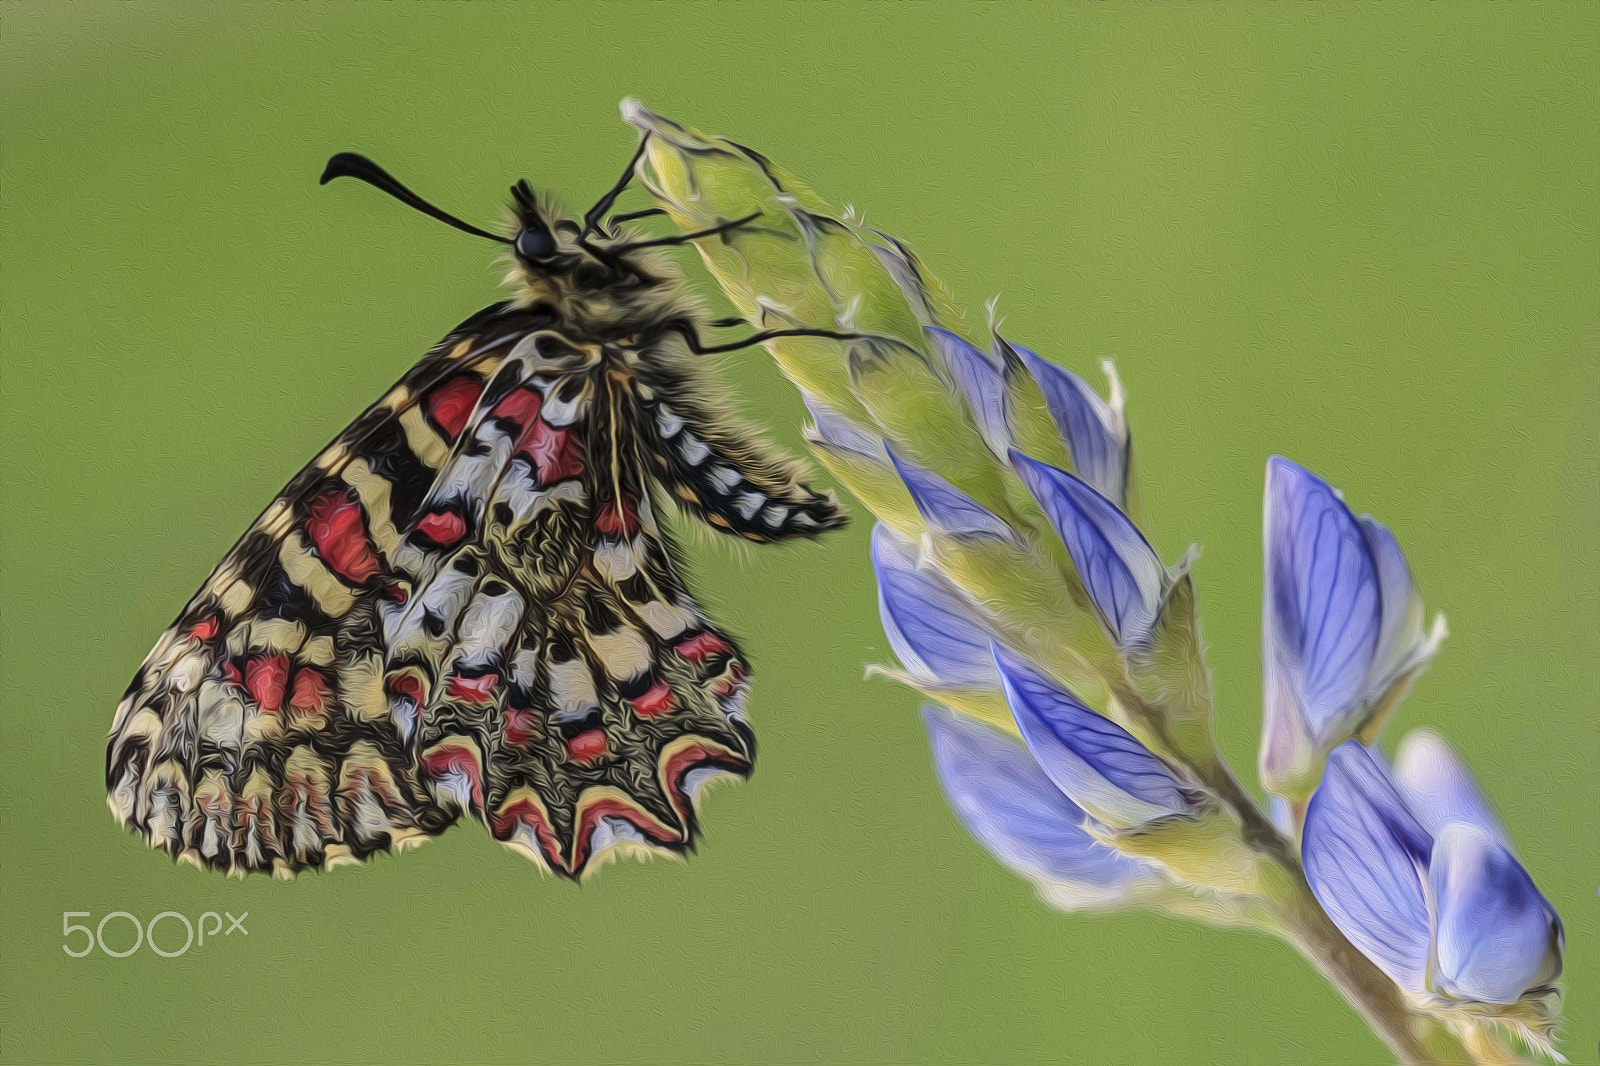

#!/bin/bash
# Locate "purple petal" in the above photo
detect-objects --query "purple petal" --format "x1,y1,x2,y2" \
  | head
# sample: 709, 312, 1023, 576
925, 327, 1010, 453
994, 645, 1194, 828
1263, 457, 1382, 743
1430, 823, 1563, 1004
889, 447, 1018, 544
1010, 451, 1163, 646
803, 392, 890, 465
1392, 730, 1507, 844
923, 706, 1161, 906
1302, 741, 1433, 994
1268, 795, 1295, 836
868, 235, 936, 325
872, 525, 998, 690
1358, 516, 1426, 688
1011, 342, 1128, 504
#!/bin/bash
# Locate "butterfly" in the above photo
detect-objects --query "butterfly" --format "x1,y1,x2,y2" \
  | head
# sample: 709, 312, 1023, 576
106, 139, 873, 880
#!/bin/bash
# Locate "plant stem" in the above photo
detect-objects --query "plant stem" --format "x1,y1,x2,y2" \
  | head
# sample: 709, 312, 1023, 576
1110, 677, 1472, 1063
1189, 750, 1475, 1065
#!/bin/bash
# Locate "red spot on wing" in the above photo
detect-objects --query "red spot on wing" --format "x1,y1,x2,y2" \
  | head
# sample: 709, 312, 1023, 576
413, 510, 467, 548
187, 615, 220, 642
221, 659, 243, 686
387, 672, 425, 707
306, 490, 381, 584
446, 672, 499, 703
519, 422, 585, 484
425, 376, 482, 441
244, 653, 290, 712
712, 662, 749, 701
288, 668, 332, 714
491, 387, 542, 432
674, 631, 735, 665
566, 730, 609, 765
491, 798, 565, 872
627, 678, 674, 719
503, 707, 539, 746
569, 796, 681, 871
595, 496, 639, 538
420, 744, 485, 813
664, 742, 750, 804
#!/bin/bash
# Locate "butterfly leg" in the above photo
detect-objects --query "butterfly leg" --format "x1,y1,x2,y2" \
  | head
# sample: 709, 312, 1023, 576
663, 320, 918, 357
582, 136, 652, 237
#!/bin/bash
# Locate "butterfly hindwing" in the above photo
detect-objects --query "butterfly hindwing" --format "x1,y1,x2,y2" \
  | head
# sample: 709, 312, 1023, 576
401, 345, 757, 876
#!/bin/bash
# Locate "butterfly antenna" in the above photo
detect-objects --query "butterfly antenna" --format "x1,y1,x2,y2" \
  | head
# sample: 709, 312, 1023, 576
510, 179, 539, 215
321, 152, 513, 245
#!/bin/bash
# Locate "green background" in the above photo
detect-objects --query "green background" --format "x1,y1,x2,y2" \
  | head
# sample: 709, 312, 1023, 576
4, 5, 1595, 1063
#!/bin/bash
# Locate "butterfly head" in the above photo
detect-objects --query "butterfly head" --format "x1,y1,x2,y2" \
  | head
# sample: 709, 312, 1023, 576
321, 152, 641, 292
504, 180, 623, 290
508, 180, 560, 264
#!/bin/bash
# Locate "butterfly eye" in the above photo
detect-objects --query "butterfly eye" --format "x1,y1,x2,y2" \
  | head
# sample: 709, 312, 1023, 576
515, 226, 555, 261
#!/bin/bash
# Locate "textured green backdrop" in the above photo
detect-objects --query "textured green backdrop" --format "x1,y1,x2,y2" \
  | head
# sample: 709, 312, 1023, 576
4, 5, 1595, 1064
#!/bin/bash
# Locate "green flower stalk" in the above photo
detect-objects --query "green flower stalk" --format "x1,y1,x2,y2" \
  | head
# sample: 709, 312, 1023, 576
622, 100, 1563, 1066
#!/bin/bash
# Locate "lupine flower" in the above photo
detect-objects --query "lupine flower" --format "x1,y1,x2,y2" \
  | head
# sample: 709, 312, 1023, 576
932, 326, 1133, 508
1392, 729, 1506, 843
1259, 456, 1446, 798
993, 645, 1200, 830
801, 393, 930, 535
1010, 451, 1166, 648
629, 102, 1566, 1060
803, 392, 891, 467
871, 525, 999, 692
867, 234, 941, 327
925, 328, 1010, 457
1304, 739, 1563, 1007
924, 705, 1171, 911
1007, 341, 1130, 507
888, 446, 1020, 545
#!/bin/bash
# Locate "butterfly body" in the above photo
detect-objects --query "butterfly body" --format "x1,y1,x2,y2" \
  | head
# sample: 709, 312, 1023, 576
107, 156, 845, 879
